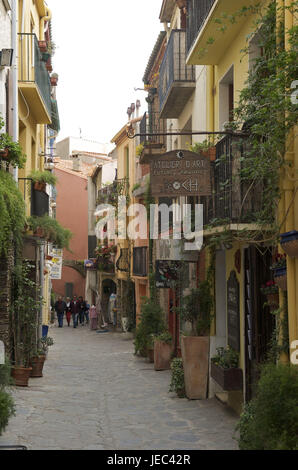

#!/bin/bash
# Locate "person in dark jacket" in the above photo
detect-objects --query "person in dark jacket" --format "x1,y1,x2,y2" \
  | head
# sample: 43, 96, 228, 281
54, 296, 66, 328
78, 296, 87, 325
71, 295, 80, 328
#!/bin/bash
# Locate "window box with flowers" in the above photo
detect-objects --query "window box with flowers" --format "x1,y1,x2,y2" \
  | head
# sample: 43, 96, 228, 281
211, 347, 243, 391
95, 244, 117, 272
271, 254, 287, 291
260, 281, 279, 311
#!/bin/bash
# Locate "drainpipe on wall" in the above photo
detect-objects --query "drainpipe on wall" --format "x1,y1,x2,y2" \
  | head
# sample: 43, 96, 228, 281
11, 0, 18, 182
39, 241, 45, 340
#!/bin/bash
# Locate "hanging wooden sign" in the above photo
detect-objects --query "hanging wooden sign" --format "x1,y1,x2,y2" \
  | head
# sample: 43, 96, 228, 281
149, 150, 211, 197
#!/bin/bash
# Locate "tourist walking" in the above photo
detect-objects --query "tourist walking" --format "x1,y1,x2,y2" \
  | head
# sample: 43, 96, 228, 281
84, 302, 90, 325
54, 296, 66, 328
90, 304, 98, 330
71, 295, 80, 328
78, 296, 87, 325
65, 297, 72, 326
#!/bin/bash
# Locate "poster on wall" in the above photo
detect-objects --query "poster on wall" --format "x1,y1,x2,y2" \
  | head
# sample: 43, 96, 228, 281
50, 248, 63, 280
155, 260, 182, 288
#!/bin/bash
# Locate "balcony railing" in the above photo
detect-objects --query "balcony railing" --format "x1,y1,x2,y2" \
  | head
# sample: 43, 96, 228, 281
18, 33, 52, 117
159, 29, 195, 118
133, 247, 148, 277
210, 135, 263, 224
186, 0, 216, 54
140, 112, 166, 147
97, 178, 129, 205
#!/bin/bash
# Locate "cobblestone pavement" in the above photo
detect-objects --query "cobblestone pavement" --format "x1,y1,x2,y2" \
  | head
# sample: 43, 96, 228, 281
0, 326, 239, 450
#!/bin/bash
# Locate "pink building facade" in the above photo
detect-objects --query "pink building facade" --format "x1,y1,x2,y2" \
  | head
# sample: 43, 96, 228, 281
52, 162, 89, 299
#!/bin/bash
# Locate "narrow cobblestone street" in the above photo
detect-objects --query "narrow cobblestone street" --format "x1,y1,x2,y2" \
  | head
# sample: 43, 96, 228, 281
0, 326, 238, 450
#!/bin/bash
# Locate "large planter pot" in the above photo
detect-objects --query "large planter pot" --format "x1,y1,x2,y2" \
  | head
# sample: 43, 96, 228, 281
281, 231, 298, 258
30, 356, 46, 378
210, 362, 243, 391
0, 148, 9, 159
181, 336, 209, 400
147, 347, 154, 363
11, 367, 32, 387
154, 341, 172, 371
273, 267, 287, 291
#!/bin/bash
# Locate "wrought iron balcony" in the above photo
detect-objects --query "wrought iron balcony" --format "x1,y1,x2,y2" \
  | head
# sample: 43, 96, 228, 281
186, 0, 216, 54
159, 29, 195, 118
140, 111, 166, 147
210, 135, 263, 225
133, 247, 148, 277
18, 33, 52, 123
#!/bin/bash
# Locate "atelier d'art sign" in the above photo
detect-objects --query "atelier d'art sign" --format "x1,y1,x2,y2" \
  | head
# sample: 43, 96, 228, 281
150, 150, 211, 197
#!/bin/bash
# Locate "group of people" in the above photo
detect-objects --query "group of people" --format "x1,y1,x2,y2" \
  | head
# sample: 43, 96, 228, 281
54, 295, 96, 329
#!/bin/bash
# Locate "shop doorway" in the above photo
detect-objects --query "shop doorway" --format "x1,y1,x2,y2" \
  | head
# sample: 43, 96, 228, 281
244, 246, 275, 401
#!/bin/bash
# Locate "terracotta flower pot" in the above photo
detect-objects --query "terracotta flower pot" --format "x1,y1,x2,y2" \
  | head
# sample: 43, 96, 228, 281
33, 227, 44, 238
181, 336, 209, 400
0, 148, 9, 159
11, 366, 32, 387
30, 356, 46, 378
154, 341, 173, 371
38, 40, 47, 52
34, 181, 47, 192
50, 77, 58, 86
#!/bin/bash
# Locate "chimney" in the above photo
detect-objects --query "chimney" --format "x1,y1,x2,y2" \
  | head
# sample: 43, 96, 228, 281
72, 154, 81, 172
127, 107, 132, 121
136, 99, 141, 118
131, 102, 136, 120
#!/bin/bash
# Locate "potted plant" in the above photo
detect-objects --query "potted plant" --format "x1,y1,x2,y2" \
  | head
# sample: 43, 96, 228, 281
29, 170, 57, 192
280, 231, 298, 258
38, 40, 47, 52
169, 358, 186, 398
271, 253, 287, 291
0, 360, 15, 435
211, 347, 243, 391
30, 337, 54, 378
50, 73, 58, 86
260, 281, 279, 311
154, 331, 173, 371
187, 140, 216, 161
179, 282, 213, 399
27, 215, 72, 249
134, 297, 166, 358
0, 118, 26, 168
10, 261, 44, 387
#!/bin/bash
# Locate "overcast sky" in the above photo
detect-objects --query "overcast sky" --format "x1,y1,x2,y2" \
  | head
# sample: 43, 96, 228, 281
47, 0, 163, 145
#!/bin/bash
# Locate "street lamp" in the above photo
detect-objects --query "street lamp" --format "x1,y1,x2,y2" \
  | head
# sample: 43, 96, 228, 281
0, 49, 13, 67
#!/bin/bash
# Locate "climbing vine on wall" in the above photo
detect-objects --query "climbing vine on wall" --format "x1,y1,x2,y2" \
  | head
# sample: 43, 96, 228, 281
203, 1, 298, 246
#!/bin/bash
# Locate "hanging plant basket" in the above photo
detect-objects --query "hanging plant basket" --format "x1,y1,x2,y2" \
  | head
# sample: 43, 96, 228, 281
281, 231, 298, 258
34, 181, 47, 192
0, 148, 9, 159
38, 40, 47, 52
273, 267, 287, 291
33, 227, 45, 238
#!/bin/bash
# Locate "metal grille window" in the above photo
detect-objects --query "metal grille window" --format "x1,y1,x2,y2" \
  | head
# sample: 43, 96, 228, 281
133, 247, 147, 277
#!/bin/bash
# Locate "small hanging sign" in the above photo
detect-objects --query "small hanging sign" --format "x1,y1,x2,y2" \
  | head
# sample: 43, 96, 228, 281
149, 150, 211, 197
